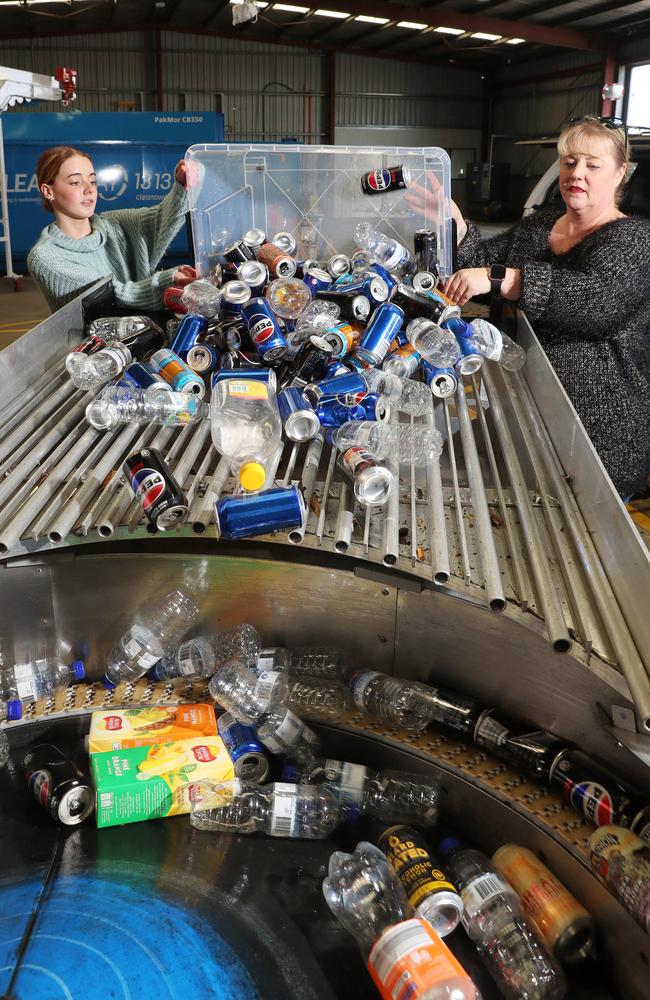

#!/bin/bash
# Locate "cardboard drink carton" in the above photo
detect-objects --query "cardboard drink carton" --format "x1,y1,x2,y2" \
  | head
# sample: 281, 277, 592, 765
91, 736, 233, 828
87, 703, 217, 752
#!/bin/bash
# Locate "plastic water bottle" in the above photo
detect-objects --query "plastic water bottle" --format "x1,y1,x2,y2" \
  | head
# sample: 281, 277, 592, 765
439, 839, 566, 1000
406, 318, 461, 368
210, 375, 282, 492
190, 779, 340, 838
354, 222, 411, 271
87, 316, 154, 340
0, 730, 9, 768
180, 280, 222, 318
208, 661, 288, 726
86, 386, 208, 430
396, 380, 433, 416
295, 300, 340, 334
67, 341, 132, 390
323, 841, 481, 1000
266, 277, 312, 319
256, 708, 321, 765
258, 646, 349, 681
469, 318, 526, 371
286, 678, 352, 721
333, 421, 443, 465
0, 698, 22, 722
284, 758, 439, 825
102, 589, 199, 688
349, 670, 436, 732
149, 636, 216, 682
212, 624, 262, 669
0, 658, 85, 706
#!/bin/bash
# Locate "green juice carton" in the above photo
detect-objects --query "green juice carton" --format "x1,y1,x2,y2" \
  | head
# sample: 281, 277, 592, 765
91, 736, 234, 828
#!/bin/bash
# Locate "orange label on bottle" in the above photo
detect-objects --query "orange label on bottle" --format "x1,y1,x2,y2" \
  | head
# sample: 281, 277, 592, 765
368, 918, 471, 1000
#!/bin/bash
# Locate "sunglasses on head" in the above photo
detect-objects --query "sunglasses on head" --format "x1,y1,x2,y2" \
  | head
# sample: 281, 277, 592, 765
568, 114, 627, 133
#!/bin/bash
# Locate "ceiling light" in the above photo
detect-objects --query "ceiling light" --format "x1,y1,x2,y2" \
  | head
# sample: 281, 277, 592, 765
397, 21, 426, 30
471, 31, 502, 41
355, 14, 389, 24
506, 37, 525, 45
434, 26, 465, 36
314, 8, 349, 16
273, 3, 310, 11
230, 0, 269, 5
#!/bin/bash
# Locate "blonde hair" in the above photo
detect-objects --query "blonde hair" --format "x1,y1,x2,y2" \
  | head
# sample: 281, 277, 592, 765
557, 116, 629, 204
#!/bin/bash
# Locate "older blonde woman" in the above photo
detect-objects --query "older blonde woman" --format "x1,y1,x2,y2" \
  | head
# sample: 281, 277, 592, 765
417, 117, 650, 500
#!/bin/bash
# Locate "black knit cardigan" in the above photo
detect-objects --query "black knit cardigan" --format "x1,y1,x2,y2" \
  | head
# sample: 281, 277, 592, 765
457, 206, 650, 499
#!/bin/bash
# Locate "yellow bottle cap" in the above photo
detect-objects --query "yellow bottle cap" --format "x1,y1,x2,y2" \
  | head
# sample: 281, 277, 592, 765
240, 461, 266, 492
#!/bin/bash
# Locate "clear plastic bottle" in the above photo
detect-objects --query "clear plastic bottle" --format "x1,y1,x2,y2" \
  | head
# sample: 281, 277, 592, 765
397, 379, 435, 417
190, 778, 340, 838
406, 318, 461, 369
102, 589, 199, 688
180, 280, 222, 318
0, 658, 85, 706
266, 277, 312, 319
469, 318, 526, 372
256, 708, 321, 765
439, 839, 567, 1000
149, 635, 216, 682
0, 729, 9, 768
295, 299, 340, 334
208, 661, 288, 726
86, 386, 208, 430
285, 758, 439, 825
255, 646, 293, 672
67, 341, 132, 390
87, 316, 153, 340
333, 421, 443, 465
323, 841, 481, 1000
212, 624, 262, 670
354, 222, 411, 271
286, 678, 352, 721
349, 670, 436, 732
210, 375, 282, 492
0, 698, 22, 722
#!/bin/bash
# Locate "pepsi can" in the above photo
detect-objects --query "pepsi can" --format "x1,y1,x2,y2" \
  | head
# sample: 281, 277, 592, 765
170, 314, 209, 360
187, 343, 220, 374
549, 749, 650, 830
215, 485, 305, 540
242, 228, 266, 249
303, 268, 332, 296
271, 231, 297, 255
361, 164, 410, 195
304, 370, 367, 406
221, 280, 252, 317
241, 297, 288, 361
355, 302, 405, 366
217, 711, 271, 782
277, 386, 320, 442
212, 366, 276, 388
363, 264, 398, 298
422, 361, 458, 399
150, 349, 205, 397
237, 259, 269, 297
124, 447, 188, 530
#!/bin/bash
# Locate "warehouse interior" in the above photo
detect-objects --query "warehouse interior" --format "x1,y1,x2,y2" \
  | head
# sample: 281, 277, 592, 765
1, 3, 650, 1000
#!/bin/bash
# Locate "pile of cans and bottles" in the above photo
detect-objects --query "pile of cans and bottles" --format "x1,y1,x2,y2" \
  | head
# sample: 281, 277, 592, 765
1, 601, 649, 999
63, 165, 526, 536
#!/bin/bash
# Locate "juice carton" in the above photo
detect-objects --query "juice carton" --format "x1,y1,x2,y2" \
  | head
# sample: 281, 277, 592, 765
87, 703, 217, 752
91, 736, 233, 828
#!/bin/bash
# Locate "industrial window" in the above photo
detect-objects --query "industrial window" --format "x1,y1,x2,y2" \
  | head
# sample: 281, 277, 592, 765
626, 64, 650, 130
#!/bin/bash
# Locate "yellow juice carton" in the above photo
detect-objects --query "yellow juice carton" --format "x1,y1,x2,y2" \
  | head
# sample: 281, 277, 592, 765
91, 736, 234, 828
87, 703, 217, 752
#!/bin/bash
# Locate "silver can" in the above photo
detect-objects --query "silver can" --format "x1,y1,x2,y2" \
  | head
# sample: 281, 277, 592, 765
412, 271, 438, 294
272, 231, 297, 255
237, 259, 269, 295
242, 228, 266, 249
338, 446, 394, 507
327, 253, 351, 279
221, 280, 252, 308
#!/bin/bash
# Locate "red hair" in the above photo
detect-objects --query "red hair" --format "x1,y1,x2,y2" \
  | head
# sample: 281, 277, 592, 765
36, 146, 93, 213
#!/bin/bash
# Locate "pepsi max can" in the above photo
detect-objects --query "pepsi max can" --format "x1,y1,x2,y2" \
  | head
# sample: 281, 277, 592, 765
355, 302, 405, 366
361, 164, 410, 195
124, 447, 188, 530
216, 485, 305, 540
223, 239, 255, 265
241, 297, 288, 361
422, 361, 458, 399
170, 314, 209, 360
412, 271, 438, 294
292, 338, 336, 385
217, 711, 271, 782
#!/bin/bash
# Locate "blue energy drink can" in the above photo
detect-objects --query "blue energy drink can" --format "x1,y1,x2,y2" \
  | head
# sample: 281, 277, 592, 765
211, 367, 277, 391
277, 386, 320, 442
303, 268, 332, 296
355, 302, 405, 366
118, 362, 173, 394
149, 349, 205, 397
422, 361, 458, 399
304, 371, 367, 406
442, 316, 473, 340
170, 313, 209, 360
454, 336, 483, 376
217, 711, 270, 782
215, 485, 305, 540
240, 297, 288, 361
317, 398, 367, 430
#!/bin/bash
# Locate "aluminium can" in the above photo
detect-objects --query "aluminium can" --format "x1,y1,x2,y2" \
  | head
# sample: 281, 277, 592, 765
163, 285, 188, 314
338, 446, 393, 506
358, 393, 390, 423
221, 280, 252, 317
361, 164, 411, 195
314, 289, 370, 323
414, 229, 439, 276
170, 313, 209, 360
255, 243, 297, 278
24, 743, 94, 826
549, 749, 650, 829
355, 302, 405, 366
362, 264, 398, 298
422, 361, 458, 399
303, 268, 332, 296
237, 259, 269, 296
271, 231, 297, 255
187, 343, 220, 374
318, 398, 367, 430
304, 370, 367, 407
149, 349, 205, 397
383, 344, 421, 380
119, 362, 173, 397
212, 367, 277, 390
292, 338, 336, 385
123, 447, 188, 530
327, 253, 351, 279
217, 711, 271, 783
223, 239, 256, 266
454, 336, 483, 376
242, 228, 266, 249
277, 386, 320, 442
412, 271, 438, 294
215, 485, 305, 540
588, 825, 650, 933
474, 710, 566, 781
240, 297, 288, 361
321, 322, 362, 359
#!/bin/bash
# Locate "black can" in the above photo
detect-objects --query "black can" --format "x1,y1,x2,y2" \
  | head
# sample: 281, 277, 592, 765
315, 289, 370, 323
223, 239, 256, 266
549, 748, 649, 828
361, 164, 411, 195
24, 744, 94, 826
392, 282, 446, 324
428, 687, 482, 737
123, 448, 188, 531
413, 229, 439, 277
474, 710, 567, 780
292, 337, 336, 386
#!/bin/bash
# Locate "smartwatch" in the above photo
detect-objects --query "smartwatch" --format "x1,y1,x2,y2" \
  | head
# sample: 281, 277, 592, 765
489, 264, 507, 295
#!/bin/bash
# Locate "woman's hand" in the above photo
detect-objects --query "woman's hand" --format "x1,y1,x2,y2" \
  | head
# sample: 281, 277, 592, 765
174, 160, 188, 188
173, 264, 197, 287
442, 268, 491, 306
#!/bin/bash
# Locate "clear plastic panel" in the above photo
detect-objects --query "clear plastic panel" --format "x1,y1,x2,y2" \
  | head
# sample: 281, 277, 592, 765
185, 144, 453, 279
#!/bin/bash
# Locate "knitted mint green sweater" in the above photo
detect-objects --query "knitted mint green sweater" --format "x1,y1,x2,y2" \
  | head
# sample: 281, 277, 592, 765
28, 180, 188, 313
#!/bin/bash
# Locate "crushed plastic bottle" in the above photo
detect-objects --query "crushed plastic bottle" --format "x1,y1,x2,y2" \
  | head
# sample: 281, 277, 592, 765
86, 386, 208, 430
67, 341, 132, 390
149, 636, 216, 682
349, 670, 436, 732
190, 778, 340, 838
333, 421, 443, 465
256, 708, 321, 765
102, 589, 199, 688
406, 318, 461, 369
0, 658, 85, 706
86, 316, 153, 341
180, 280, 222, 318
212, 624, 262, 670
295, 299, 341, 335
323, 841, 481, 1000
286, 678, 352, 721
354, 223, 411, 271
210, 374, 282, 492
208, 660, 288, 726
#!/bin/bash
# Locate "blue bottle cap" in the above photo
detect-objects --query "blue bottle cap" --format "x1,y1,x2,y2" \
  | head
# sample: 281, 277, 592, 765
437, 836, 462, 859
148, 663, 163, 682
6, 700, 22, 721
101, 674, 116, 690
281, 764, 298, 782
71, 660, 86, 681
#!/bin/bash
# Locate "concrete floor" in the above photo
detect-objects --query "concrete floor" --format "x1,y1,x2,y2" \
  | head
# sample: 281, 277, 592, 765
0, 274, 51, 350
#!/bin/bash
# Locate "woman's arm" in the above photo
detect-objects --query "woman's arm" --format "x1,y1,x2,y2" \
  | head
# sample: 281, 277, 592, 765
456, 221, 517, 270
101, 177, 188, 272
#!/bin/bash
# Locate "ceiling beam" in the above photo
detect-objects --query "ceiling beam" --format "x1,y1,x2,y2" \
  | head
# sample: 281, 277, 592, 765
552, 0, 644, 26
466, 0, 568, 15
600, 9, 650, 31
